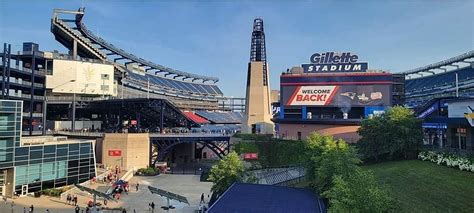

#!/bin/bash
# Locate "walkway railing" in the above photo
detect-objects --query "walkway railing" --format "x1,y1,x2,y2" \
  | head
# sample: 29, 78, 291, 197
250, 166, 306, 186
51, 130, 231, 138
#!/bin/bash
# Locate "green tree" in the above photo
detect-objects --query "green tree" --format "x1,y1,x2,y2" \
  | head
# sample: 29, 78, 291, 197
358, 106, 423, 161
323, 169, 395, 212
304, 133, 361, 194
386, 106, 423, 159
207, 151, 245, 197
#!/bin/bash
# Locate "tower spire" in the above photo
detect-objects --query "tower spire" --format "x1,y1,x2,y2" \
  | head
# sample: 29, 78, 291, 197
249, 18, 268, 86
243, 18, 274, 134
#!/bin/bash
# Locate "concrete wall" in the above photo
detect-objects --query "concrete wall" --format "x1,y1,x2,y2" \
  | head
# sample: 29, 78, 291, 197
101, 133, 150, 171
5, 168, 14, 197
279, 123, 361, 143
243, 61, 274, 134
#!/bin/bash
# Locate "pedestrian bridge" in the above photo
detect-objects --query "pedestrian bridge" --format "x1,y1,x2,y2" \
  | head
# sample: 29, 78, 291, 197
52, 131, 231, 166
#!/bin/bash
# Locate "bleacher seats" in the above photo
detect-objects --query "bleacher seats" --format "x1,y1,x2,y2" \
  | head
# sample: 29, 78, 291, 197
196, 111, 243, 124
126, 71, 223, 97
406, 67, 474, 107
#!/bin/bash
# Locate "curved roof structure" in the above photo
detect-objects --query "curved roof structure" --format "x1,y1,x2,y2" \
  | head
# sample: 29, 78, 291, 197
51, 8, 218, 82
403, 51, 474, 77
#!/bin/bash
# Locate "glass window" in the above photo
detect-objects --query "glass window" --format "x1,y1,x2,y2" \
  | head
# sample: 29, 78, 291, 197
15, 147, 29, 156
44, 145, 55, 154
30, 151, 42, 160
57, 148, 67, 157
28, 172, 40, 183
68, 144, 79, 152
16, 166, 28, 176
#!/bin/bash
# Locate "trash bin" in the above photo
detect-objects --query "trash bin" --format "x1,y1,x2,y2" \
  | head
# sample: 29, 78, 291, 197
34, 191, 41, 197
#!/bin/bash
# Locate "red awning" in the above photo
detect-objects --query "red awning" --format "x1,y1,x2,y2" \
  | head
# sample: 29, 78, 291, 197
183, 111, 210, 124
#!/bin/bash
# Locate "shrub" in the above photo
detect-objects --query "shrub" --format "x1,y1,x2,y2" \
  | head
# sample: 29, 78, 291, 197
323, 169, 396, 212
41, 188, 64, 197
418, 151, 474, 172
358, 106, 423, 161
305, 133, 361, 194
136, 167, 160, 176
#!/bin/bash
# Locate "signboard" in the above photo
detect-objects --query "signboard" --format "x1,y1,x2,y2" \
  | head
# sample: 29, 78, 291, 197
284, 85, 390, 106
243, 153, 258, 160
108, 150, 122, 156
422, 123, 447, 129
272, 102, 280, 118
131, 120, 137, 125
302, 52, 368, 73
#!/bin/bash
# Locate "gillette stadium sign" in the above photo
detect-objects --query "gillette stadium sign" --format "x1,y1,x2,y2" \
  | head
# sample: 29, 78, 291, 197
302, 52, 368, 73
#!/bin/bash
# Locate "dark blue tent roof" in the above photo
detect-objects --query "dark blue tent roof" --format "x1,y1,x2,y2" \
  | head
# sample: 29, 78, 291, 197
207, 183, 326, 213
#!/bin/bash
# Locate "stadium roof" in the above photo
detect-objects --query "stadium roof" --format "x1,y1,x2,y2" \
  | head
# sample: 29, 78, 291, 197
403, 50, 474, 76
207, 183, 326, 213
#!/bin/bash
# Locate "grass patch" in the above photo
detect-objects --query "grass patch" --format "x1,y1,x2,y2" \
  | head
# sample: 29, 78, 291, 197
365, 160, 474, 213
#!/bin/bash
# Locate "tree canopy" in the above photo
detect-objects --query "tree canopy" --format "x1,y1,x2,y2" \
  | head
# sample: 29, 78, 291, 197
323, 168, 396, 212
358, 106, 423, 161
207, 151, 245, 197
304, 133, 361, 194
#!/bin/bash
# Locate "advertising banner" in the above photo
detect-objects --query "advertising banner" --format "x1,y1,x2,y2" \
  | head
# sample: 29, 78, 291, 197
243, 153, 258, 160
284, 85, 390, 106
108, 150, 122, 157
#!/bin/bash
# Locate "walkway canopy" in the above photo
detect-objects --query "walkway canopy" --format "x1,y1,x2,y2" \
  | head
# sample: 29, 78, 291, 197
207, 183, 326, 213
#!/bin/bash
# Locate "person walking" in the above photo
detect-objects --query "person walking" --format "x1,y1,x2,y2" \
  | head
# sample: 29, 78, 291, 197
150, 202, 155, 212
200, 193, 205, 204
29, 204, 34, 212
67, 194, 71, 205
23, 207, 27, 213
135, 183, 139, 191
75, 205, 80, 213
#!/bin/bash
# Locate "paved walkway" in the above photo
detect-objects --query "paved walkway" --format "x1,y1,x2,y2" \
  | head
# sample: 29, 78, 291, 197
0, 174, 212, 212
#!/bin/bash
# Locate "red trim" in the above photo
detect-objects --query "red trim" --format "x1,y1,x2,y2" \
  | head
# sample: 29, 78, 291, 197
325, 86, 339, 105
281, 81, 392, 86
286, 86, 301, 105
281, 73, 391, 78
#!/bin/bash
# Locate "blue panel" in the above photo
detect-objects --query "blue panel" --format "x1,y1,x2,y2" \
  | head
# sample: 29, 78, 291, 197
302, 107, 307, 119
364, 106, 386, 118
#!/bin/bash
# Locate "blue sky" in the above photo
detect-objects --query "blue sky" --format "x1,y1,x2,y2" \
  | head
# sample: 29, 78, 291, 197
1, 0, 473, 97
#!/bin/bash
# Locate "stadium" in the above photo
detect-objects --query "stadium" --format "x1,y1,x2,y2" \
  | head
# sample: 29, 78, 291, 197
403, 51, 474, 150
0, 4, 472, 205
274, 52, 405, 142
0, 7, 243, 196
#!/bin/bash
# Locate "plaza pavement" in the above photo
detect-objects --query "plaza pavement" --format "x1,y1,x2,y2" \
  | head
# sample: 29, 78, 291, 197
0, 174, 212, 212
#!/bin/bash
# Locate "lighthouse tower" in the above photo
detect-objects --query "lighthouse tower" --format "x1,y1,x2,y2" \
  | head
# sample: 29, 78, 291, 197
242, 18, 274, 134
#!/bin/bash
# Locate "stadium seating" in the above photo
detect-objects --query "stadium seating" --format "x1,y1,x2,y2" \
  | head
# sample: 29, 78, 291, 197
126, 71, 223, 96
196, 111, 243, 124
405, 67, 474, 107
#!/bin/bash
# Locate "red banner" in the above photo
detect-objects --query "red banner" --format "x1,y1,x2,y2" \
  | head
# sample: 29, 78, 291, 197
108, 150, 122, 156
243, 153, 258, 160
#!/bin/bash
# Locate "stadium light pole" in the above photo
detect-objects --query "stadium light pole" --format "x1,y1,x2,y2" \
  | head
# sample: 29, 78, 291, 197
71, 80, 77, 132
455, 72, 459, 97
147, 77, 150, 99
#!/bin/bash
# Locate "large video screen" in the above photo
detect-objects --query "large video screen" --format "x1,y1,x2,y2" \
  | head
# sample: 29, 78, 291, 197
282, 85, 391, 106
47, 59, 116, 96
